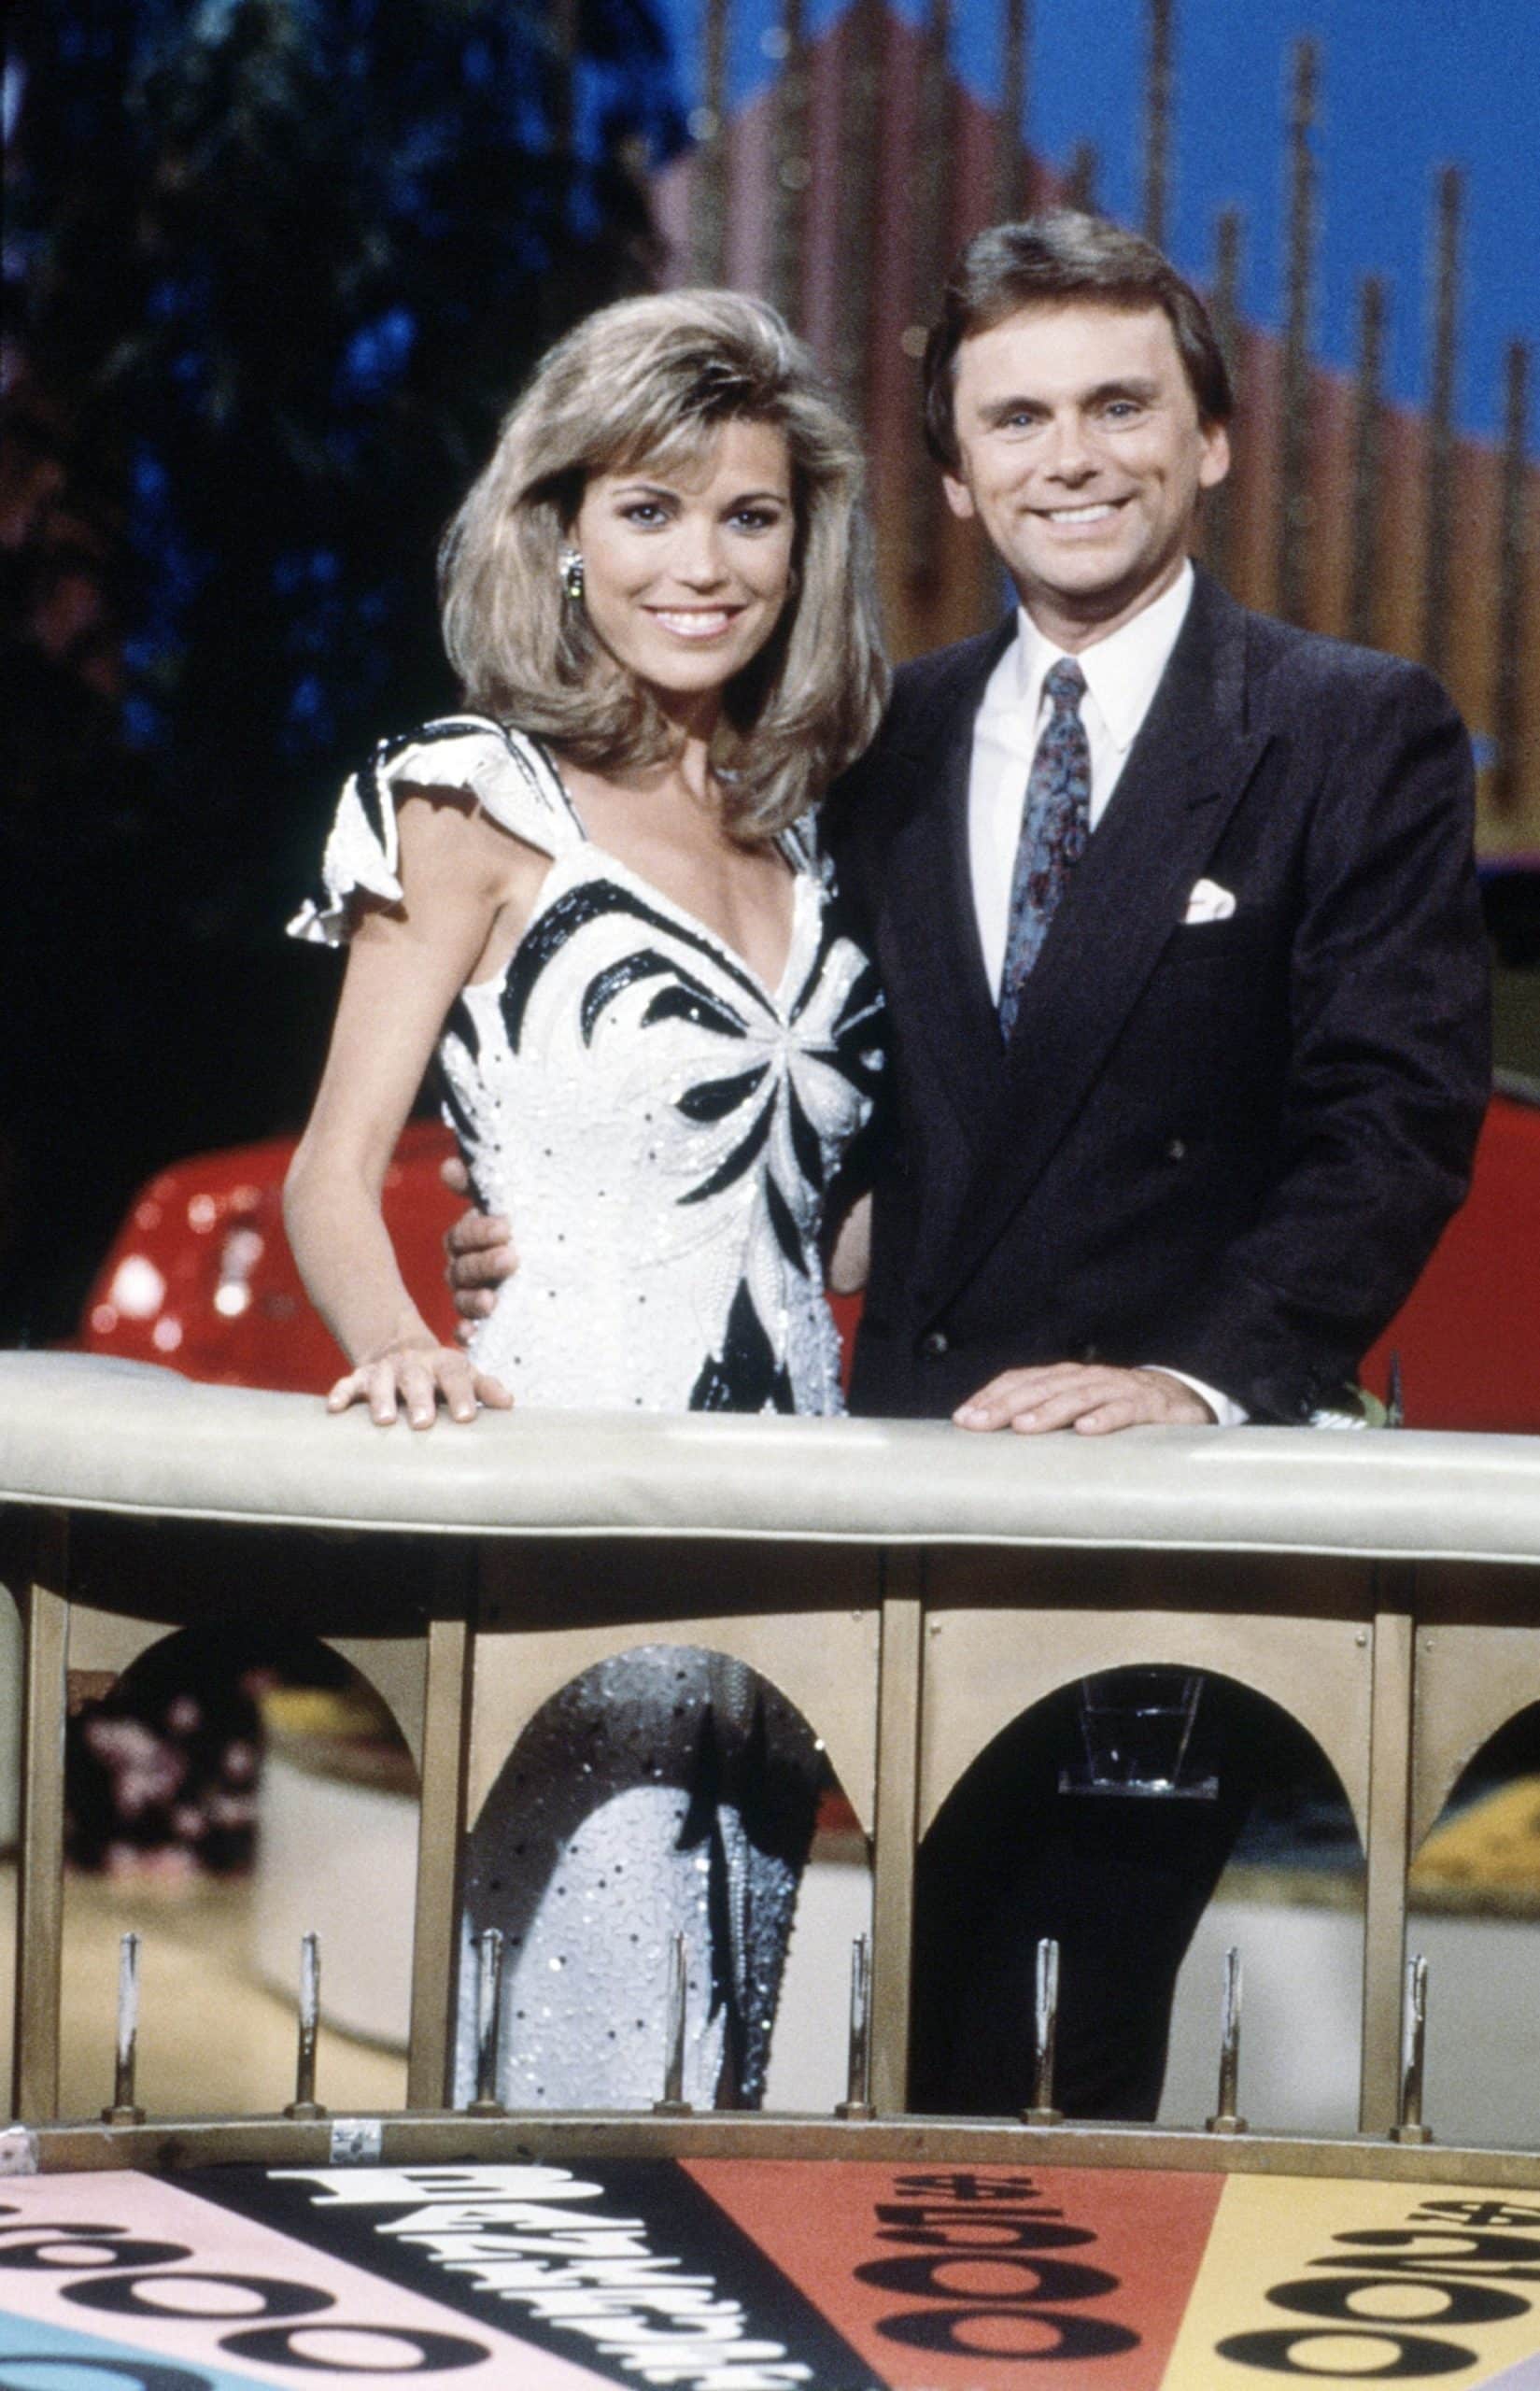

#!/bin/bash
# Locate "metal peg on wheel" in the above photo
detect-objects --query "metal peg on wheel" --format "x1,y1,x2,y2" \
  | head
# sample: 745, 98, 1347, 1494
654, 1932, 694, 2115
284, 1931, 326, 2121
835, 1932, 873, 2120
1390, 1952, 1434, 2143
102, 1931, 146, 2127
467, 1927, 506, 2116
1206, 1945, 1248, 2133
1022, 1936, 1064, 2126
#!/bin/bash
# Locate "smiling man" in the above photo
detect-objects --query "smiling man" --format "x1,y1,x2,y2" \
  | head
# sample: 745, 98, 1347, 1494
827, 213, 1488, 1442
823, 212, 1490, 2117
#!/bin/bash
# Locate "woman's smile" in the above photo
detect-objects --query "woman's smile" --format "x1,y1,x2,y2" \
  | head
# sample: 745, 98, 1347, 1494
645, 603, 747, 639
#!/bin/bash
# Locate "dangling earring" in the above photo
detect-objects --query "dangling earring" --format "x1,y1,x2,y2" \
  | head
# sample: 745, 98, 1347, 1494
558, 546, 585, 604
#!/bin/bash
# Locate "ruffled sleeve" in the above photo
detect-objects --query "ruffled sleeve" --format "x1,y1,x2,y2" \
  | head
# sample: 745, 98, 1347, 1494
287, 715, 582, 946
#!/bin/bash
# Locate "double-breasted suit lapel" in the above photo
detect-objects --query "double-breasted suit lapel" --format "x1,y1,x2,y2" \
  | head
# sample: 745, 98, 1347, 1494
926, 573, 1275, 1310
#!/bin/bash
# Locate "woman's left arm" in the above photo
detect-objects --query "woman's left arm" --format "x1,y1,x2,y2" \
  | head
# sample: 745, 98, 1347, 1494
284, 789, 518, 1424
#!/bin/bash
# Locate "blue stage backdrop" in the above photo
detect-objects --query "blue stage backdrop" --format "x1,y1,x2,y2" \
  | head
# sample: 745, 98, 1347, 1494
657, 0, 1540, 440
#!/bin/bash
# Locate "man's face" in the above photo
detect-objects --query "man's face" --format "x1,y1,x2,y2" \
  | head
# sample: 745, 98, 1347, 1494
942, 301, 1230, 649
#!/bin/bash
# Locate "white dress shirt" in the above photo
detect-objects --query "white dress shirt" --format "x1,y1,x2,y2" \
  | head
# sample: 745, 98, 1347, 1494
965, 561, 1246, 1426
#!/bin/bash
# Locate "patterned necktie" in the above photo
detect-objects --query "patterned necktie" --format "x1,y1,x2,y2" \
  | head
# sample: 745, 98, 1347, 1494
997, 656, 1090, 1039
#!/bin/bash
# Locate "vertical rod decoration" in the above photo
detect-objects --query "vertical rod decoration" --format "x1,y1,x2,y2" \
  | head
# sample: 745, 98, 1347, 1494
1141, 0, 1175, 250
1421, 165, 1462, 678
1276, 36, 1319, 627
905, 0, 955, 591
832, 0, 883, 425
836, 1932, 874, 2118
690, 0, 731, 285
1064, 140, 1099, 216
1491, 339, 1532, 815
103, 1931, 145, 2127
995, 0, 1032, 224
769, 0, 811, 329
1023, 1934, 1063, 2125
1348, 274, 1389, 650
1207, 1944, 1247, 2132
1203, 206, 1244, 590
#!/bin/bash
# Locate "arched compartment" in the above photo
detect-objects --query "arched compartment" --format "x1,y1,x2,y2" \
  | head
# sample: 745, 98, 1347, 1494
461, 1637, 869, 2113
911, 1547, 1383, 2129
53, 1620, 418, 2119
914, 1658, 1368, 2134
1404, 1694, 1540, 2151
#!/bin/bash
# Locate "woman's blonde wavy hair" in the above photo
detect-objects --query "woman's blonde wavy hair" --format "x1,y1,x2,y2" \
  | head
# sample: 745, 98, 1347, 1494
439, 289, 888, 842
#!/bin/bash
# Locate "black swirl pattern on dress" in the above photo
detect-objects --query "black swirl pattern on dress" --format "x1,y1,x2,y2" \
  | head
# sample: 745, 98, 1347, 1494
677, 1066, 771, 1124
801, 961, 885, 1100
679, 1091, 777, 1208
688, 1280, 797, 1412
765, 1170, 809, 1272
642, 981, 751, 1040
580, 953, 677, 1044
501, 880, 769, 1049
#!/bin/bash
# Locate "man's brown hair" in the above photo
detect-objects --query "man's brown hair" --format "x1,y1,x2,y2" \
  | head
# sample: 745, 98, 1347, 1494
923, 211, 1235, 472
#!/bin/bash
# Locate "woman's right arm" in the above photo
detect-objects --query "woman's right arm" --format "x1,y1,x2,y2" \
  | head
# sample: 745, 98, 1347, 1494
284, 788, 524, 1427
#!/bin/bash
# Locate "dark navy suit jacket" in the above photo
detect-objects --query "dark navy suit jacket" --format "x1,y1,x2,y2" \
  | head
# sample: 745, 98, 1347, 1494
826, 567, 1491, 1423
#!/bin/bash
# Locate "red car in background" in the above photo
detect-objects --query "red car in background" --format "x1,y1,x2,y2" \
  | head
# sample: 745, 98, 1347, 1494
78, 1093, 1540, 1432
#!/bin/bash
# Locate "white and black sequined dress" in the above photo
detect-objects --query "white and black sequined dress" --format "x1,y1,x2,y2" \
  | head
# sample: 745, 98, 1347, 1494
291, 715, 883, 2108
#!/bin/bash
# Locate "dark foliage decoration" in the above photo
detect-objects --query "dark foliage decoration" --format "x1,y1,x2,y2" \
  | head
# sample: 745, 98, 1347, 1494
1, 0, 685, 1339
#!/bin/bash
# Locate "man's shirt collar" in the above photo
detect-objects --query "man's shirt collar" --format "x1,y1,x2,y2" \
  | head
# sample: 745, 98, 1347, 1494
993, 559, 1195, 755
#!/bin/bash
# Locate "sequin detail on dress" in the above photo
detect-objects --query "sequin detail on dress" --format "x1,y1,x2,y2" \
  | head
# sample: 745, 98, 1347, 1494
290, 714, 883, 2108
461, 1648, 823, 2110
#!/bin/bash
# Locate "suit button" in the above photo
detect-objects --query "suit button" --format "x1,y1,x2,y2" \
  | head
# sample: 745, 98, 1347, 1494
918, 1329, 950, 1359
1165, 1136, 1188, 1162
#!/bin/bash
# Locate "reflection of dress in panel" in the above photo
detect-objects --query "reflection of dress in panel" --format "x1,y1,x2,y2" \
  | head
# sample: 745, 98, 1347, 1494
290, 716, 883, 2105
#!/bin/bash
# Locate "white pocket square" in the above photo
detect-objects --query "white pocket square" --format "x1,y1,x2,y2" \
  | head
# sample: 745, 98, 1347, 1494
1183, 877, 1236, 924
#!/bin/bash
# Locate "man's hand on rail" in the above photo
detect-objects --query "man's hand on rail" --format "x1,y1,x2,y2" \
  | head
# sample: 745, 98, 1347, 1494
954, 1363, 1216, 1436
328, 1332, 513, 1427
441, 1153, 518, 1337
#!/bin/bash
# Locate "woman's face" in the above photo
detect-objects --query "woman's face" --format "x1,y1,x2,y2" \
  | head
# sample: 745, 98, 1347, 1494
571, 417, 796, 728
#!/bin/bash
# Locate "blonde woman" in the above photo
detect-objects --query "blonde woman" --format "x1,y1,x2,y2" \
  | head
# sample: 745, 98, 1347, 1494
285, 291, 887, 2107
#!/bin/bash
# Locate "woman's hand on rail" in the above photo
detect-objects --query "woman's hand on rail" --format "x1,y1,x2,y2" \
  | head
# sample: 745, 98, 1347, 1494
326, 1336, 514, 1428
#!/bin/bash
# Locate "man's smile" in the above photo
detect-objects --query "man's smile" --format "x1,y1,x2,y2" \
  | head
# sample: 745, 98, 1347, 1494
1034, 500, 1126, 527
